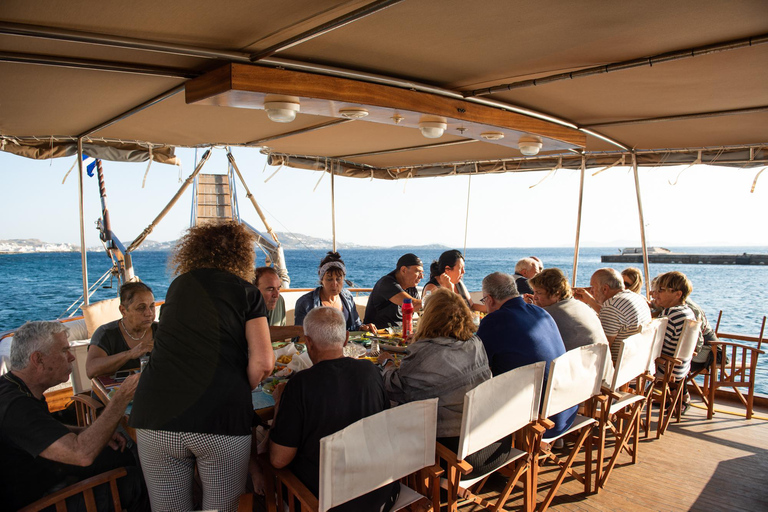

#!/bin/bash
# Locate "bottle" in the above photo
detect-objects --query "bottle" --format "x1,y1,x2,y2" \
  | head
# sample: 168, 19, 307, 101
401, 298, 414, 339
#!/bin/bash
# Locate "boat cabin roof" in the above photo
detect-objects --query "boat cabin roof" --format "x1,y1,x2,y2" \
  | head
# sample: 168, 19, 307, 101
1, 0, 767, 177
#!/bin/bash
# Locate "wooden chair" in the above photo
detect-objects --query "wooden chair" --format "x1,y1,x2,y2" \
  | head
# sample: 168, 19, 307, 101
260, 398, 440, 512
69, 393, 104, 427
534, 344, 608, 512
436, 361, 547, 512
641, 317, 669, 438
595, 321, 661, 491
19, 468, 128, 512
652, 319, 701, 437
702, 312, 766, 420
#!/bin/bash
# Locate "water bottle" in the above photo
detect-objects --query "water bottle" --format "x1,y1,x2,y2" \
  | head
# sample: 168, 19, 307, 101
402, 298, 414, 338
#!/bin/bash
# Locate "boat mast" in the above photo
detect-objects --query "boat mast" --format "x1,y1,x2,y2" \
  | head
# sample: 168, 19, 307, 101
76, 138, 89, 306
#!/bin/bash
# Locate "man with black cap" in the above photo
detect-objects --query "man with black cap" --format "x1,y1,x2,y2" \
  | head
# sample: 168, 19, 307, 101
363, 253, 424, 329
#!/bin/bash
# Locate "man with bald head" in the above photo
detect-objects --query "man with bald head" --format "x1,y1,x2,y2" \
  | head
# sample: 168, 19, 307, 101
513, 257, 540, 295
269, 307, 398, 511
575, 268, 651, 362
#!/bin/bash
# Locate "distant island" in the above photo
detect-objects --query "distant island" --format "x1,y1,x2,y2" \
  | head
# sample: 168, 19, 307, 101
0, 234, 449, 254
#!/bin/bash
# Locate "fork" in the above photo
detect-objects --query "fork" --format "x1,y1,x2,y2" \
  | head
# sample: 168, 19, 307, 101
369, 338, 380, 357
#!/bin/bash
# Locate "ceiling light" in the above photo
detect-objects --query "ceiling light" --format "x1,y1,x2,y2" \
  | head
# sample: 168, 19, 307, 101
480, 131, 504, 141
264, 95, 300, 123
419, 116, 447, 138
518, 136, 543, 156
339, 107, 369, 119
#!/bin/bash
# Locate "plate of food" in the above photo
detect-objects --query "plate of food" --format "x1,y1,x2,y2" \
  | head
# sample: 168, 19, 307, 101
262, 377, 289, 395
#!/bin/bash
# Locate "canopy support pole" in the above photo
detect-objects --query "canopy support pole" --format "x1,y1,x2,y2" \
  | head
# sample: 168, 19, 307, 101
127, 148, 211, 252
330, 165, 337, 252
632, 152, 651, 298
227, 152, 279, 243
76, 138, 90, 306
571, 156, 586, 287
463, 174, 472, 256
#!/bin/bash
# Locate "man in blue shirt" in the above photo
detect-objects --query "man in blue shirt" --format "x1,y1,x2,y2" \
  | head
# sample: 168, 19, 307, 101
476, 272, 575, 437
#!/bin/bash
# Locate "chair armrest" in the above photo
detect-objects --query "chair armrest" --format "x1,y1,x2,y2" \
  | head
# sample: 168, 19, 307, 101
70, 393, 105, 411
237, 493, 253, 512
435, 442, 473, 474
19, 468, 127, 512
600, 387, 622, 401
258, 453, 319, 511
537, 418, 555, 430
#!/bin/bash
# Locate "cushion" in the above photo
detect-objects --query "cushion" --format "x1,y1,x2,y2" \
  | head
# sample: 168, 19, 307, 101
82, 298, 121, 338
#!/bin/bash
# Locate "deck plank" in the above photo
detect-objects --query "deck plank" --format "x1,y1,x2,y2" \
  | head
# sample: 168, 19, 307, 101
459, 398, 768, 511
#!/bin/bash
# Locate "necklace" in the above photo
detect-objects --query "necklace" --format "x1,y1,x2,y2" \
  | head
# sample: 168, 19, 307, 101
120, 319, 147, 341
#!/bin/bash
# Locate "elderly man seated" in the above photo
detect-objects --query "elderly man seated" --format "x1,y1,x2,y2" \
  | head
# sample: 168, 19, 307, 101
0, 321, 146, 511
513, 257, 540, 295
363, 253, 423, 329
476, 272, 575, 438
528, 268, 608, 351
269, 307, 400, 511
254, 266, 304, 342
575, 268, 651, 363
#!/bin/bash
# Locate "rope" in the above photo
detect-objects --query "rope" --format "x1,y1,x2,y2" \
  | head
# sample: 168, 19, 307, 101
141, 144, 153, 188
62, 157, 78, 184
463, 174, 472, 256
751, 167, 766, 193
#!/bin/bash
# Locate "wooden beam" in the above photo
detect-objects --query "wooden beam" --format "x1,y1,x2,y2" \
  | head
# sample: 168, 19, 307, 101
186, 63, 586, 149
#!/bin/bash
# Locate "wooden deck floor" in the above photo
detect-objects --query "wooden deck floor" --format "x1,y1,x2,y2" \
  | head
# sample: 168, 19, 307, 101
460, 397, 768, 511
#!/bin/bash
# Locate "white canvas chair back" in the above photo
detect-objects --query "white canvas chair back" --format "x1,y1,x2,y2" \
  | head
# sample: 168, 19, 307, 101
646, 318, 669, 374
540, 344, 608, 419
610, 326, 656, 391
456, 361, 545, 461
318, 398, 438, 512
674, 319, 701, 361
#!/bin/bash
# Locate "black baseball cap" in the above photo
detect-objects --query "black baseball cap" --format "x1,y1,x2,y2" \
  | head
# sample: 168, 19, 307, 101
396, 253, 423, 269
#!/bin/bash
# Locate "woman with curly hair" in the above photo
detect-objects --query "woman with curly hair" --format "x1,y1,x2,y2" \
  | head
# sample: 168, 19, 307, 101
130, 221, 274, 512
293, 251, 376, 333
378, 288, 496, 477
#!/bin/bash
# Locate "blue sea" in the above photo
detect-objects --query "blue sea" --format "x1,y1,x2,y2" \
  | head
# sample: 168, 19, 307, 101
2, 246, 767, 392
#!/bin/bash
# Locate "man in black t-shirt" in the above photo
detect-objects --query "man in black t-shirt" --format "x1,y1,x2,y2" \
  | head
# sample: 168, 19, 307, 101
269, 307, 399, 511
0, 321, 146, 511
363, 253, 424, 329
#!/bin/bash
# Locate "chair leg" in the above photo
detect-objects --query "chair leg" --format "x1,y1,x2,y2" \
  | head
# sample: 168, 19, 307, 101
599, 403, 643, 489
537, 426, 592, 512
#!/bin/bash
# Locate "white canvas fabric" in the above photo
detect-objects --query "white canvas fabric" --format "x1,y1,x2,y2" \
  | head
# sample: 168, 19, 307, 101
675, 319, 702, 361
646, 318, 669, 374
541, 344, 608, 419
82, 298, 122, 338
317, 398, 438, 512
457, 361, 545, 461
611, 325, 657, 391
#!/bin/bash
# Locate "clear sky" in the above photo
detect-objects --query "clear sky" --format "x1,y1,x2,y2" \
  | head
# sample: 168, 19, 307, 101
0, 148, 766, 249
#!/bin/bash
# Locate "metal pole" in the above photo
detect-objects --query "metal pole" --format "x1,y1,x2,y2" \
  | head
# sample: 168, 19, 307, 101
463, 174, 472, 256
632, 152, 651, 298
330, 165, 337, 252
572, 157, 586, 287
76, 138, 90, 306
226, 152, 279, 242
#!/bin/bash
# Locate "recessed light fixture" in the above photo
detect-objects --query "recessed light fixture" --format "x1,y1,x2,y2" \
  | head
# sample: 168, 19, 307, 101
339, 107, 369, 119
480, 131, 504, 141
419, 116, 447, 139
264, 95, 300, 123
518, 136, 543, 156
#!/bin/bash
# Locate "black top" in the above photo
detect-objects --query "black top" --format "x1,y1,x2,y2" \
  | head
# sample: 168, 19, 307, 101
0, 372, 71, 509
89, 319, 159, 372
422, 277, 472, 307
515, 275, 534, 295
363, 270, 420, 329
270, 357, 398, 512
130, 268, 267, 435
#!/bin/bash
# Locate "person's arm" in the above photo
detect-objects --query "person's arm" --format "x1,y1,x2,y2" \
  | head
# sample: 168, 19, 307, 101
247, 316, 275, 389
39, 373, 139, 466
269, 325, 305, 342
573, 288, 601, 313
387, 291, 422, 311
86, 341, 152, 379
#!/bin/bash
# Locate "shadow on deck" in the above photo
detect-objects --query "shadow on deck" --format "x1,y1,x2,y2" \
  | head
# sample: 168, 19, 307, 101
460, 398, 768, 511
